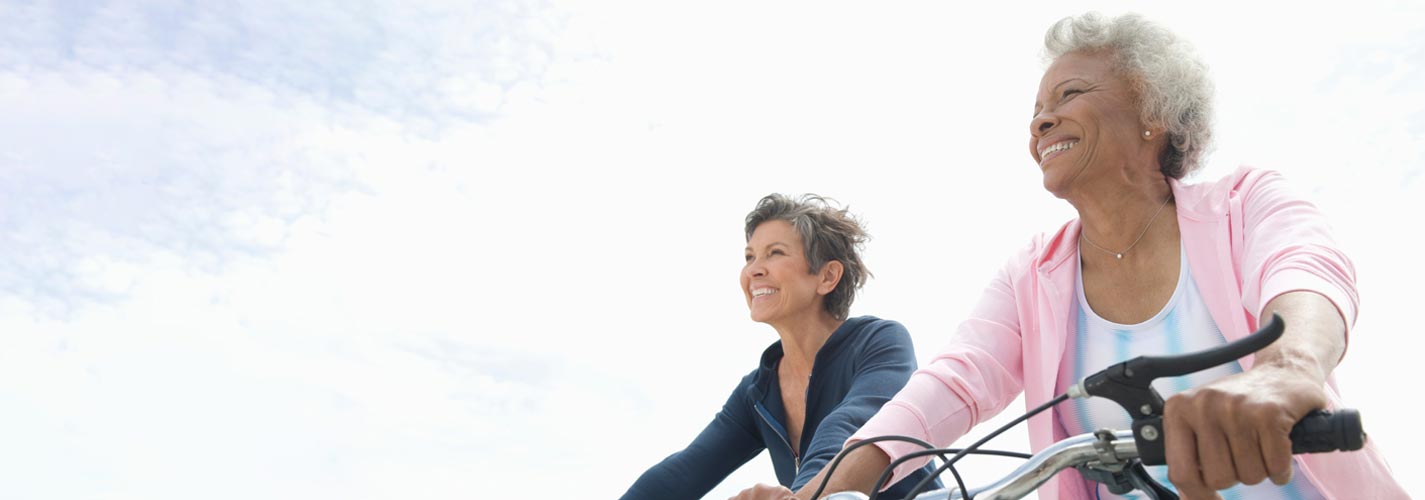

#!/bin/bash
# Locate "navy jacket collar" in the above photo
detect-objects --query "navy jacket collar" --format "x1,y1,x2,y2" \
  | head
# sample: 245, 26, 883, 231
746, 316, 868, 401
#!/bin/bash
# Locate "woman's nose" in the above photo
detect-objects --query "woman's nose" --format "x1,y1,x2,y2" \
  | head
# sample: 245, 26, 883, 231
745, 256, 770, 278
747, 262, 766, 278
1031, 112, 1057, 136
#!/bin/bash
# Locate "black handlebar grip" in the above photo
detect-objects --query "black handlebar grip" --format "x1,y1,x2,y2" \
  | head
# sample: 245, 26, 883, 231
1290, 409, 1365, 454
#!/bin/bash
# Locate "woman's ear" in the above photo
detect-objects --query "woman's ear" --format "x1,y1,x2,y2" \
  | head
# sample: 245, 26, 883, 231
817, 260, 844, 296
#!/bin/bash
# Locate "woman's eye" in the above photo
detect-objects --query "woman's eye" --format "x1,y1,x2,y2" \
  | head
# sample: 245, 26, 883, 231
771, 249, 785, 256
744, 254, 754, 262
1061, 89, 1082, 99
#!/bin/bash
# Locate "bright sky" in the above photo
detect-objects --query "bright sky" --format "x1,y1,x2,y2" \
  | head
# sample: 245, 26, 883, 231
2, 1, 1422, 499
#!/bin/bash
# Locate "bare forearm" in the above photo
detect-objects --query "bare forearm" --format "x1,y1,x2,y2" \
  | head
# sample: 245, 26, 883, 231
1160, 290, 1349, 497
793, 445, 890, 500
1256, 291, 1347, 382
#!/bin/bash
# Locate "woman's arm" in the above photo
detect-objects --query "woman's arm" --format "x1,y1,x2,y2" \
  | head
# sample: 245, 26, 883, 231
1164, 292, 1345, 499
796, 251, 1035, 498
788, 321, 919, 492
620, 376, 766, 500
792, 445, 890, 500
1164, 169, 1355, 500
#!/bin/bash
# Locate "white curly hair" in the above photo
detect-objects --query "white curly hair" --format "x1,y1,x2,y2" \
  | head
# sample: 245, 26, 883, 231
1044, 12, 1215, 179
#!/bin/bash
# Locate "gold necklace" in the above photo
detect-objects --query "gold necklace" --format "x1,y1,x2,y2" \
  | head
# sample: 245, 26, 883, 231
1080, 193, 1173, 260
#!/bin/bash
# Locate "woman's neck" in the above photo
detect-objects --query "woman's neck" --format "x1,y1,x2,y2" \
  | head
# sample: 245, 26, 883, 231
773, 311, 844, 374
1072, 174, 1175, 252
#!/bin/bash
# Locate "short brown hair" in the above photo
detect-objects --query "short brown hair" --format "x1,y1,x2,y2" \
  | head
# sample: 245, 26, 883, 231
744, 194, 871, 320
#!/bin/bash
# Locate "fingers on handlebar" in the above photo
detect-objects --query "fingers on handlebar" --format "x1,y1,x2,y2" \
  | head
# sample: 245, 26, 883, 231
1163, 404, 1215, 499
1223, 406, 1271, 486
1261, 419, 1295, 486
1231, 441, 1271, 487
1197, 426, 1237, 491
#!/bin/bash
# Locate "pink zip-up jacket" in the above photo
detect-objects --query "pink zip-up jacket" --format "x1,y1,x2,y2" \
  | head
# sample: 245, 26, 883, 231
851, 166, 1407, 499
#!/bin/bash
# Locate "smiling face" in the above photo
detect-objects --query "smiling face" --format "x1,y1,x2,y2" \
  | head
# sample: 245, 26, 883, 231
1029, 50, 1149, 198
741, 220, 836, 327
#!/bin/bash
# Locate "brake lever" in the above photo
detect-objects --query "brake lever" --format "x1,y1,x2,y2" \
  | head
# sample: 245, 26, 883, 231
1123, 462, 1179, 500
1067, 314, 1286, 465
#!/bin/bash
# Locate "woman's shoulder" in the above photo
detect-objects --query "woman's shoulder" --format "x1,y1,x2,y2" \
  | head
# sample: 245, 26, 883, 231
1172, 165, 1289, 217
842, 315, 910, 339
834, 316, 917, 362
1004, 219, 1081, 276
832, 316, 914, 352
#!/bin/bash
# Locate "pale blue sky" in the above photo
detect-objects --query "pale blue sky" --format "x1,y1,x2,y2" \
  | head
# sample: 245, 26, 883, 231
2, 1, 1422, 499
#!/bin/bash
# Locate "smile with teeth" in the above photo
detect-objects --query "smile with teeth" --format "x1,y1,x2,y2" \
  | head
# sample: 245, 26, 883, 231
1039, 140, 1078, 159
752, 288, 778, 298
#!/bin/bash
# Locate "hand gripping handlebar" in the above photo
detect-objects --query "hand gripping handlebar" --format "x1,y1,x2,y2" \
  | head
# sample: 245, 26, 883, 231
1069, 313, 1364, 465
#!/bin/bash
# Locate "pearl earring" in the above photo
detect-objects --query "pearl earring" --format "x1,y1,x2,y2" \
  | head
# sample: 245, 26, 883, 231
1143, 130, 1152, 138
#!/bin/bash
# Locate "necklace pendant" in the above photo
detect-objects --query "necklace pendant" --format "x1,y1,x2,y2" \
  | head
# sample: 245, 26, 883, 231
1116, 253, 1123, 260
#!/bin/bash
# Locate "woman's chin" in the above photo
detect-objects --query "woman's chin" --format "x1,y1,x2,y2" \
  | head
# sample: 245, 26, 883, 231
1040, 162, 1088, 199
748, 310, 772, 324
1040, 173, 1072, 199
750, 308, 789, 326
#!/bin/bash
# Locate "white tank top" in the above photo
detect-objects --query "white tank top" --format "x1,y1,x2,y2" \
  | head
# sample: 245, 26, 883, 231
1054, 244, 1324, 500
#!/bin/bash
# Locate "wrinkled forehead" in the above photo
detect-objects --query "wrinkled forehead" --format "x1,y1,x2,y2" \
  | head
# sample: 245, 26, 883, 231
747, 219, 803, 246
1035, 50, 1126, 108
1041, 51, 1116, 87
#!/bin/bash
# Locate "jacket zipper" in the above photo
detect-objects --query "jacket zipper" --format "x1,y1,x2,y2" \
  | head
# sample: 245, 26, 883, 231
798, 377, 813, 472
754, 402, 800, 472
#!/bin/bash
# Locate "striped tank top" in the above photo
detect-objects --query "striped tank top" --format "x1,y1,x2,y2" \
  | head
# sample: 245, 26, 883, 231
1054, 244, 1323, 500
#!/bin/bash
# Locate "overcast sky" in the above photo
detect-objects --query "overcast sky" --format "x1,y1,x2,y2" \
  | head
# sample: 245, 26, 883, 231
2, 1, 1422, 499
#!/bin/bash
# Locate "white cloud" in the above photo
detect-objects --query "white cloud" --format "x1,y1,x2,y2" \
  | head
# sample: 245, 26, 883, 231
1, 1, 1422, 499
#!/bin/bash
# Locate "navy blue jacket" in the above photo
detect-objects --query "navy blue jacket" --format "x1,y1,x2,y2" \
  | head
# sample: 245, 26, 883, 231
621, 316, 940, 499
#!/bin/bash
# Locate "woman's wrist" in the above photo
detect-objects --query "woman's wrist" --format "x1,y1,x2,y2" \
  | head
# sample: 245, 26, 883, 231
1252, 346, 1329, 385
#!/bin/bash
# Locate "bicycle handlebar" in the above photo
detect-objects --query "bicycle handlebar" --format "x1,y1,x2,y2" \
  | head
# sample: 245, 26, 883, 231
824, 409, 1365, 500
1289, 408, 1364, 454
824, 431, 1138, 500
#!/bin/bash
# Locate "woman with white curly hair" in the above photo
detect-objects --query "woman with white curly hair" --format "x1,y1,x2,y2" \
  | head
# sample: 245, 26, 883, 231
773, 12, 1408, 500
